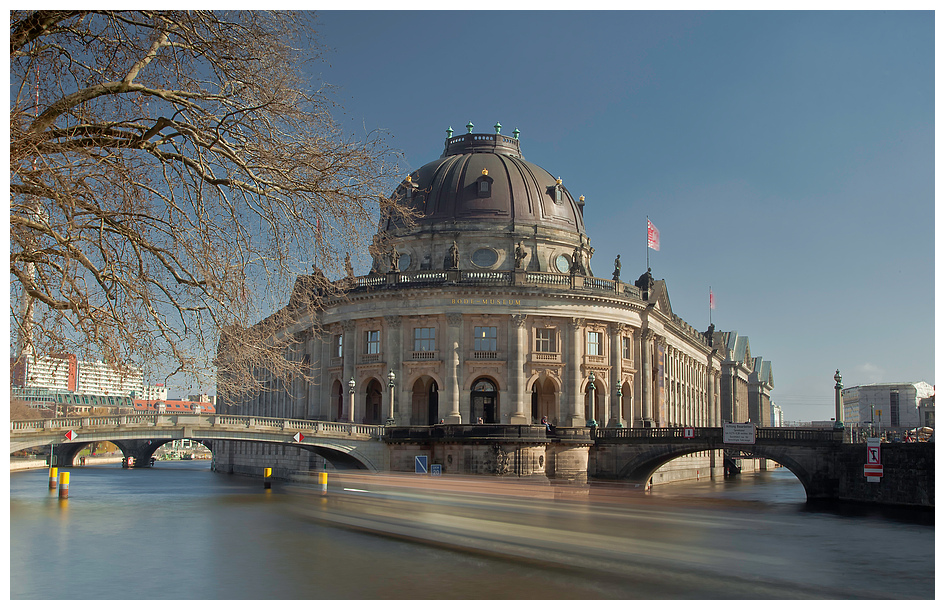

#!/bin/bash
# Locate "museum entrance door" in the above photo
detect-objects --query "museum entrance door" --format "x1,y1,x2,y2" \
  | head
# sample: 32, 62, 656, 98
470, 378, 498, 423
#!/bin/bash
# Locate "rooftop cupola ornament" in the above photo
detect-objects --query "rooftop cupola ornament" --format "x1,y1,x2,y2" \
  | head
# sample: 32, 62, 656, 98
481, 168, 489, 176
512, 128, 520, 139
466, 121, 474, 134
494, 122, 502, 134
556, 177, 563, 185
446, 126, 453, 139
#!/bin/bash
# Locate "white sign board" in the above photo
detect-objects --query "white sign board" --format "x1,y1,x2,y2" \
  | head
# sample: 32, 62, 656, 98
723, 423, 756, 444
866, 438, 881, 465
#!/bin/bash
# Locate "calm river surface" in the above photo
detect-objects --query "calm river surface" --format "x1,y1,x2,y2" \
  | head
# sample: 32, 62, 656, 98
9, 462, 934, 599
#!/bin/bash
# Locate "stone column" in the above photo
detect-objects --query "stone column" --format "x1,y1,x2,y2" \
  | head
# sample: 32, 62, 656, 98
509, 314, 528, 424
640, 329, 654, 427
385, 316, 403, 424
318, 330, 332, 420
565, 317, 586, 427
445, 313, 463, 423
341, 320, 356, 422
609, 323, 624, 427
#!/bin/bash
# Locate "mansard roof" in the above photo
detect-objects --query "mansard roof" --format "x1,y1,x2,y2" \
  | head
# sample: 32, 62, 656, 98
750, 357, 774, 387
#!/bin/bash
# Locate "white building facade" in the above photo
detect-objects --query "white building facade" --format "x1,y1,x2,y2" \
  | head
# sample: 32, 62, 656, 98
842, 381, 934, 433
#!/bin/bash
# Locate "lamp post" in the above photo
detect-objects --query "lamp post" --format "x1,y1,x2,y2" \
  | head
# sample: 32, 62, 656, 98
586, 371, 598, 427
347, 377, 356, 423
615, 385, 623, 427
386, 369, 396, 426
833, 369, 845, 436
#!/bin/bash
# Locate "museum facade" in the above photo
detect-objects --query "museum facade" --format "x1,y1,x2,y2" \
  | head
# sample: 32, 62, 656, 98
214, 125, 773, 477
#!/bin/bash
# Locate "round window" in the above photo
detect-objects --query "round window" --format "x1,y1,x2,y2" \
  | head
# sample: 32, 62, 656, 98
471, 248, 498, 268
555, 254, 571, 273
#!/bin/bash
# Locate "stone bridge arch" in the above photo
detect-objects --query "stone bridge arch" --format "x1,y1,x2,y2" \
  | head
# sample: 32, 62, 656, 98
614, 442, 816, 498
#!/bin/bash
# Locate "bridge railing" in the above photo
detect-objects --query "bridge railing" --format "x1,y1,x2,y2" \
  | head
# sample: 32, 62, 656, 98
11, 415, 387, 440
594, 426, 840, 444
594, 427, 722, 440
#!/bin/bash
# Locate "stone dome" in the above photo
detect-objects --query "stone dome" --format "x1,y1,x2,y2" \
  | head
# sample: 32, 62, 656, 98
381, 128, 586, 236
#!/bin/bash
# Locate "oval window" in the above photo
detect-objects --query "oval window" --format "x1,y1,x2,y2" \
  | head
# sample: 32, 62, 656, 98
471, 248, 498, 268
398, 253, 411, 272
555, 254, 571, 273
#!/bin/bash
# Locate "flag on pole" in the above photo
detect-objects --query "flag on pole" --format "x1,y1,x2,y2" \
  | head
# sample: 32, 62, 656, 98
710, 289, 716, 310
647, 219, 660, 251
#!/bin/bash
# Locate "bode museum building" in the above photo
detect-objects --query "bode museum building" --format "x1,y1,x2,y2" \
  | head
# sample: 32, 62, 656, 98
213, 125, 774, 481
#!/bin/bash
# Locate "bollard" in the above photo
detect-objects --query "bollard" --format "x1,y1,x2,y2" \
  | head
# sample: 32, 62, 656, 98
48, 466, 58, 490
58, 471, 70, 500
264, 467, 272, 489
318, 471, 328, 495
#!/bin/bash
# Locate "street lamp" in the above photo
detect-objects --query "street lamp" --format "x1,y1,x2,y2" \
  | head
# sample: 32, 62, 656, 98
347, 377, 356, 423
615, 384, 624, 427
586, 371, 598, 427
833, 369, 844, 432
386, 369, 396, 425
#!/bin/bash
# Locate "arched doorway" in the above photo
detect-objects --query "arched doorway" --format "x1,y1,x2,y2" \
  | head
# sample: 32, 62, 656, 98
470, 378, 498, 423
411, 376, 439, 425
621, 380, 633, 426
332, 380, 344, 421
364, 379, 383, 424
531, 377, 558, 425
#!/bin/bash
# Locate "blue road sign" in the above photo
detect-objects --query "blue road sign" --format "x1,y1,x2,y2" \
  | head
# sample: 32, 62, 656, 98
431, 464, 442, 476
415, 455, 428, 474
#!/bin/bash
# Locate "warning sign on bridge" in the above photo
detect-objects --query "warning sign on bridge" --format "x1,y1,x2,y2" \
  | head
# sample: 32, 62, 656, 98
723, 423, 756, 444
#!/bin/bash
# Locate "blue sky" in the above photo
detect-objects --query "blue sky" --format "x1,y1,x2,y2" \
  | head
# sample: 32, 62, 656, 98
309, 10, 934, 423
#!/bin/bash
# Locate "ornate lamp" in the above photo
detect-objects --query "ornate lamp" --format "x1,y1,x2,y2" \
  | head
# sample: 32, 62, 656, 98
386, 369, 396, 425
587, 371, 598, 427
347, 377, 356, 423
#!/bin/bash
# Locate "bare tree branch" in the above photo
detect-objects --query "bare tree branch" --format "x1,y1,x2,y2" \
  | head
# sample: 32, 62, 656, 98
10, 10, 414, 400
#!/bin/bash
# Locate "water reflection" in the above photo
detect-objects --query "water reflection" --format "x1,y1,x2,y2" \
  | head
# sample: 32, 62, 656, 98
9, 463, 934, 599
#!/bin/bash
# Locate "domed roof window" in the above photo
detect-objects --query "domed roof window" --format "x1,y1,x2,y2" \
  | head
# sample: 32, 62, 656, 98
477, 168, 493, 198
553, 178, 565, 205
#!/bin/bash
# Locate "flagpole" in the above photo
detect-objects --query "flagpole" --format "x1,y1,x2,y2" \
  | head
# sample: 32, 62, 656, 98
709, 286, 712, 325
646, 216, 649, 270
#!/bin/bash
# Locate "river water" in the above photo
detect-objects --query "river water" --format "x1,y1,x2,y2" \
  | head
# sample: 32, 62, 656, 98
9, 462, 934, 599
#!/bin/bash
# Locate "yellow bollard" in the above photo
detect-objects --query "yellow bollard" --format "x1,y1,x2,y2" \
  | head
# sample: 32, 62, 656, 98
58, 471, 70, 500
264, 467, 272, 489
48, 467, 58, 490
318, 471, 328, 495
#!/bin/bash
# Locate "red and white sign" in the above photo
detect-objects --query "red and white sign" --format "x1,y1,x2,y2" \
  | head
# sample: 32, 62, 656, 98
866, 438, 881, 464
292, 432, 304, 443
64, 430, 77, 441
864, 464, 884, 477
683, 427, 695, 439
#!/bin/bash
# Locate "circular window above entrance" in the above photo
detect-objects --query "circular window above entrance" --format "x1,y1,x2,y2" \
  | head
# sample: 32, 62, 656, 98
471, 248, 498, 268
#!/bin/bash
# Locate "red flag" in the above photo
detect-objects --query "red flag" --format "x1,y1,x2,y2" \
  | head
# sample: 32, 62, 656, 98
710, 290, 716, 310
647, 219, 660, 251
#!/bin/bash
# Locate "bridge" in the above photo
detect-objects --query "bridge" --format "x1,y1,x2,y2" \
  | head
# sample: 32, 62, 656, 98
10, 418, 933, 507
10, 414, 389, 472
591, 426, 934, 506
